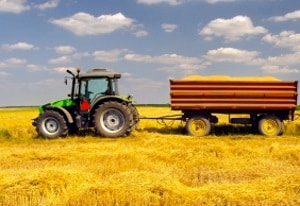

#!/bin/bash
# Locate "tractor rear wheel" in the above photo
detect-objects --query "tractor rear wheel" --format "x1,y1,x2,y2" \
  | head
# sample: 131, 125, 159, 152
94, 101, 133, 137
36, 110, 68, 138
186, 116, 211, 137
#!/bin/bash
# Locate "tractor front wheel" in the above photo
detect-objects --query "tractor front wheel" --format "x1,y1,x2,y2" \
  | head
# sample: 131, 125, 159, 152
94, 101, 133, 137
36, 110, 68, 138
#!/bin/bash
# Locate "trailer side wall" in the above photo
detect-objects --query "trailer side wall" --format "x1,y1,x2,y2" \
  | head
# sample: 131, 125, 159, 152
170, 80, 298, 114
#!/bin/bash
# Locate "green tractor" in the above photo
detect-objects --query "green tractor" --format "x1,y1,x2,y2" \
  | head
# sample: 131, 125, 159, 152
33, 68, 139, 138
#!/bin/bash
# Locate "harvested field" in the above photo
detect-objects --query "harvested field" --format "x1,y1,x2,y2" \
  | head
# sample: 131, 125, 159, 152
0, 107, 299, 205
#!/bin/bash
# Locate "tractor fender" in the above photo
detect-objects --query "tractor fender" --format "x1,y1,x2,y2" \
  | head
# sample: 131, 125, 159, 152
90, 96, 130, 114
52, 107, 74, 123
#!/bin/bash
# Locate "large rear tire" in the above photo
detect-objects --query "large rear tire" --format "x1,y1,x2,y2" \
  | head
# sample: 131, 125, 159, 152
36, 110, 68, 138
94, 101, 133, 137
258, 115, 282, 136
186, 116, 211, 137
129, 104, 139, 129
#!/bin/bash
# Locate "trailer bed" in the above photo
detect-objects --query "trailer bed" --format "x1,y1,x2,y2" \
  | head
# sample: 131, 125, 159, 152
170, 79, 298, 113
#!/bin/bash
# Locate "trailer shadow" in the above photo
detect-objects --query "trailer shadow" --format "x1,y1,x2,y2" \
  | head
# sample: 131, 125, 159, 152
140, 124, 256, 136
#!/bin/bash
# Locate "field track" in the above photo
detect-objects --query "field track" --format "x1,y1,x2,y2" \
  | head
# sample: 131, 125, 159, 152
0, 107, 299, 205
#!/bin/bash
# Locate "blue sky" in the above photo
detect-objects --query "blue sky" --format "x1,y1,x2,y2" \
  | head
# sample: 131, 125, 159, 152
0, 0, 300, 106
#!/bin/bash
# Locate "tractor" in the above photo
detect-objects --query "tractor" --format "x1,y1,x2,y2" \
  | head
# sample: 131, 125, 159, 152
33, 68, 139, 138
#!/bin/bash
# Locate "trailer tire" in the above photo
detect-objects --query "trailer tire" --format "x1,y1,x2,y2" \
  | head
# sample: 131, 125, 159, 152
36, 110, 68, 138
258, 115, 282, 136
186, 116, 211, 137
94, 101, 133, 137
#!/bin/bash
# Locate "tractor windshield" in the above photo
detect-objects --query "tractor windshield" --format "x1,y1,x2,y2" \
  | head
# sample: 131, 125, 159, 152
79, 77, 118, 103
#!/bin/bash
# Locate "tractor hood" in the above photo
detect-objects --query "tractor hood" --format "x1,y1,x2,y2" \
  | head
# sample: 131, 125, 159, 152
38, 98, 76, 113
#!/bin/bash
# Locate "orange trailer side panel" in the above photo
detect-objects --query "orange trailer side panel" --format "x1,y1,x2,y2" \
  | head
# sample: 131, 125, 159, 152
170, 80, 298, 112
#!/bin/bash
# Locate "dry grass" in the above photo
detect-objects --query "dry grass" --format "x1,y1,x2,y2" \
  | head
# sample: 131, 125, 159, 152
0, 107, 299, 205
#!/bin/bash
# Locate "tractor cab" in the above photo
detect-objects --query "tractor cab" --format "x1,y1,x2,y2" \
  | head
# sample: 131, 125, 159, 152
66, 68, 122, 111
77, 69, 121, 104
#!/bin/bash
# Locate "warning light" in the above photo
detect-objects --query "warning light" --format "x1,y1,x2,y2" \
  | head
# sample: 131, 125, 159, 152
80, 99, 90, 111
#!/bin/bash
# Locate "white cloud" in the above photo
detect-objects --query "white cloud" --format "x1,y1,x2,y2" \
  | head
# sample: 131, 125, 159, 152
1, 42, 38, 51
122, 72, 132, 77
205, 47, 260, 63
0, 57, 27, 68
262, 31, 300, 52
204, 47, 300, 74
124, 52, 209, 71
34, 0, 60, 10
93, 49, 129, 62
125, 53, 200, 65
269, 10, 300, 22
137, 0, 184, 6
54, 45, 76, 54
261, 65, 299, 74
199, 16, 267, 41
50, 12, 144, 36
0, 71, 10, 76
0, 0, 30, 13
26, 64, 48, 71
48, 56, 72, 64
264, 52, 300, 67
162, 23, 178, 32
132, 29, 148, 37
52, 67, 77, 73
72, 52, 90, 60
205, 0, 237, 3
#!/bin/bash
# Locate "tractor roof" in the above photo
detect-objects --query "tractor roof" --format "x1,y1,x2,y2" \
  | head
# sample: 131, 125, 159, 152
79, 69, 121, 79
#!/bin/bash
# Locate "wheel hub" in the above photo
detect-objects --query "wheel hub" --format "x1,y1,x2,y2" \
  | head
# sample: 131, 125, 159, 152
43, 118, 59, 134
101, 109, 125, 133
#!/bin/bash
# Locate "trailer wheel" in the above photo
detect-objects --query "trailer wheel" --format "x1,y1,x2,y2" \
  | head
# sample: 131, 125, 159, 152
258, 115, 282, 136
186, 116, 211, 137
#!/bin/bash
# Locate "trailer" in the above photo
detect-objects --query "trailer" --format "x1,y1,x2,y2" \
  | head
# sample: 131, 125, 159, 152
169, 78, 298, 136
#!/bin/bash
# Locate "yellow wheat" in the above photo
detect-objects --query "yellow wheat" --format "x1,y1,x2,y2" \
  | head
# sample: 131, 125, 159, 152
0, 107, 299, 205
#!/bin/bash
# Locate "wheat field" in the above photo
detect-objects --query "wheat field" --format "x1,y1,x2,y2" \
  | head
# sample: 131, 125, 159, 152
0, 107, 299, 206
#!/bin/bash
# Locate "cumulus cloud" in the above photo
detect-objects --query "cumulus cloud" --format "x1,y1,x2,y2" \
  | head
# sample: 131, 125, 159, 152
26, 64, 48, 71
53, 67, 77, 73
162, 24, 178, 32
268, 10, 300, 22
264, 52, 300, 67
34, 0, 60, 10
1, 42, 38, 51
261, 65, 299, 74
0, 0, 30, 13
48, 56, 72, 64
50, 12, 146, 37
0, 71, 10, 76
93, 49, 129, 62
262, 31, 300, 52
137, 0, 184, 5
204, 47, 260, 63
0, 57, 27, 68
205, 0, 237, 3
199, 16, 267, 41
124, 52, 209, 71
204, 47, 300, 74
54, 45, 76, 54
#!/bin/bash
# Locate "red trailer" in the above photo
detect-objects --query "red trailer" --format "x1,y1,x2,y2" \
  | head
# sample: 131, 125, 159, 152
170, 78, 298, 136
